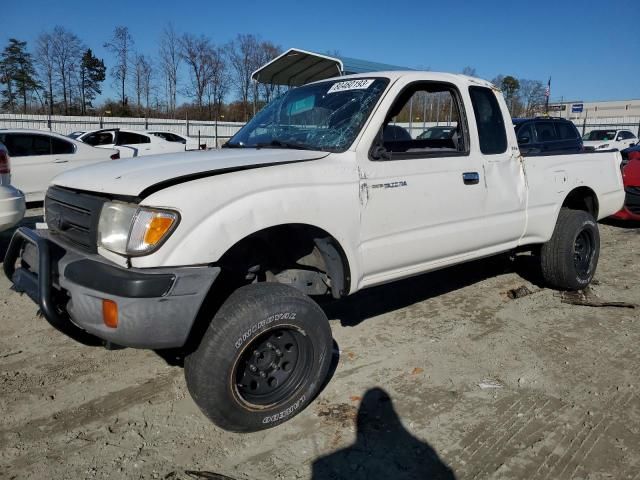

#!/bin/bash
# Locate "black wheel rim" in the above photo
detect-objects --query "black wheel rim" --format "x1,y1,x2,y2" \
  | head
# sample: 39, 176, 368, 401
574, 229, 594, 276
234, 327, 313, 407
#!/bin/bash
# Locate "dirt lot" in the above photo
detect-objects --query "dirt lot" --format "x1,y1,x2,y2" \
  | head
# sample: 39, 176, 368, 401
0, 209, 639, 480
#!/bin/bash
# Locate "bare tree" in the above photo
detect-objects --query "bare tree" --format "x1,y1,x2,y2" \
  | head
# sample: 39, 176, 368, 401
256, 41, 281, 104
227, 34, 261, 121
461, 66, 477, 77
180, 34, 217, 112
133, 53, 152, 113
51, 26, 83, 115
104, 26, 134, 108
159, 24, 180, 115
35, 33, 56, 115
518, 79, 546, 117
141, 57, 153, 113
205, 46, 229, 120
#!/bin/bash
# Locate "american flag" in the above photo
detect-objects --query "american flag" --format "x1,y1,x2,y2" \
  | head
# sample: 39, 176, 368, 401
545, 77, 551, 98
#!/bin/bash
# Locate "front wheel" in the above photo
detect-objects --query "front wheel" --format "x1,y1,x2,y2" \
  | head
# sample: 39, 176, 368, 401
540, 208, 600, 290
185, 283, 333, 432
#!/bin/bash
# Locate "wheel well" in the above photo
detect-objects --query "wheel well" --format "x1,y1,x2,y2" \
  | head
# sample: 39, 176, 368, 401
181, 225, 350, 355
562, 187, 599, 219
217, 224, 351, 299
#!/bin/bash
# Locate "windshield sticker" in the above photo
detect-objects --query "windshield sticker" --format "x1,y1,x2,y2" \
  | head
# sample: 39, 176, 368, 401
327, 79, 374, 94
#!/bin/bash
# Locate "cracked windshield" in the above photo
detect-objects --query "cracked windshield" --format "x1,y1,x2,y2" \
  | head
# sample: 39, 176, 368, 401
226, 78, 389, 152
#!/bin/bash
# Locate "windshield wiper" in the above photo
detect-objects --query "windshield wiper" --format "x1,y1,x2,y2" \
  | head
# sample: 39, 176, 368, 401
253, 140, 311, 150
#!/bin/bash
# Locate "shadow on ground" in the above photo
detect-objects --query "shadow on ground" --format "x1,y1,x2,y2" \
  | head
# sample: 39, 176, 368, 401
600, 217, 640, 230
312, 387, 455, 480
323, 253, 533, 327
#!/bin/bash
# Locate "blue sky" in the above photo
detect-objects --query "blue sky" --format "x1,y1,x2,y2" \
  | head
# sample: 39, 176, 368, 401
2, 0, 639, 103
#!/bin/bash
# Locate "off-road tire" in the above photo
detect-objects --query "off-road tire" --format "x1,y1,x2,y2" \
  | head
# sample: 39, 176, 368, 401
540, 208, 600, 290
184, 283, 332, 432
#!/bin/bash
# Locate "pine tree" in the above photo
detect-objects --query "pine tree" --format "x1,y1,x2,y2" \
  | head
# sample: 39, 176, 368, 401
79, 48, 106, 114
1, 38, 39, 113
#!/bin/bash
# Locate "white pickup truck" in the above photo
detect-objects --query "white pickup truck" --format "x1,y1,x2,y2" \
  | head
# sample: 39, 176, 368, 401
3, 71, 624, 432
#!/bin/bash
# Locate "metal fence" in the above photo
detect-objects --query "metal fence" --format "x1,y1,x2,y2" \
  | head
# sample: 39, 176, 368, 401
570, 116, 640, 137
1, 113, 639, 146
0, 114, 245, 148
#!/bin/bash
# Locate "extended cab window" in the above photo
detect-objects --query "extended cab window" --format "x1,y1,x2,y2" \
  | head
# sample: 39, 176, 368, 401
371, 82, 468, 160
469, 86, 507, 154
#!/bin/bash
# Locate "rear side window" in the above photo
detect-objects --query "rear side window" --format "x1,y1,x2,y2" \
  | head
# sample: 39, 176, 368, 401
535, 122, 558, 142
83, 131, 115, 146
516, 124, 534, 144
619, 131, 636, 140
2, 134, 52, 157
555, 122, 578, 140
152, 132, 185, 143
118, 132, 150, 145
2, 134, 35, 157
32, 135, 51, 155
469, 86, 507, 154
51, 137, 75, 154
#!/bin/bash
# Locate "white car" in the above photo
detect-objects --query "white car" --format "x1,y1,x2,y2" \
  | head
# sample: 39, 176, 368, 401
0, 129, 119, 202
4, 71, 625, 433
583, 129, 637, 151
0, 143, 26, 232
75, 128, 196, 158
146, 131, 201, 150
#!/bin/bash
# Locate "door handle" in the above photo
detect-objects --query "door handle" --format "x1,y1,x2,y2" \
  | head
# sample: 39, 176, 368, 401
54, 159, 69, 164
462, 172, 480, 185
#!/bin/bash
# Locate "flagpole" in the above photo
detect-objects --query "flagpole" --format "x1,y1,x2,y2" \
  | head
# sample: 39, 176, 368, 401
545, 77, 551, 115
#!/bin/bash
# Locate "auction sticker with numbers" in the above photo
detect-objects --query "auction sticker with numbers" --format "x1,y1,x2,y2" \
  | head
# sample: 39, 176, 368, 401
327, 79, 374, 94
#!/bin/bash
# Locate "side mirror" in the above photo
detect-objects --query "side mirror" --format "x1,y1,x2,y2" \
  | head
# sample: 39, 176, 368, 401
371, 145, 390, 161
370, 128, 391, 160
518, 136, 529, 145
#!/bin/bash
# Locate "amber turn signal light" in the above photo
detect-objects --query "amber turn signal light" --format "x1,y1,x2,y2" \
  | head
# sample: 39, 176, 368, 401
102, 299, 118, 328
144, 215, 175, 246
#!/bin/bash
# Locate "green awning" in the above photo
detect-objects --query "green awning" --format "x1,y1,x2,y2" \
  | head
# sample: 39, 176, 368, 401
251, 48, 409, 86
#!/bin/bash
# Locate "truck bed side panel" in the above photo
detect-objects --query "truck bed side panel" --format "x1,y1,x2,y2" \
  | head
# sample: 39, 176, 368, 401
521, 151, 624, 245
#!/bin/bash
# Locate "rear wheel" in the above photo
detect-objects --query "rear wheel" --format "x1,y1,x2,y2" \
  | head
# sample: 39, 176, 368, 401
185, 283, 332, 432
540, 208, 600, 290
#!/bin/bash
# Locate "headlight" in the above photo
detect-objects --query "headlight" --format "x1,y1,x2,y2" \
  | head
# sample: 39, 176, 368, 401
98, 202, 179, 256
597, 144, 609, 149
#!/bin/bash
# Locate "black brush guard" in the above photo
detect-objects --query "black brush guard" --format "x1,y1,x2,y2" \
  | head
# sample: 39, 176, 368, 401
3, 227, 100, 345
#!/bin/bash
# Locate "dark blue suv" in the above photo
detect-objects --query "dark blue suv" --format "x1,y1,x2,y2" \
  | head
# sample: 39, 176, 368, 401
513, 117, 583, 155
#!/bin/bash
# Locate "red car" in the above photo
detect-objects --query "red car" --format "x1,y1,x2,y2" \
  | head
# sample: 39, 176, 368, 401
611, 147, 640, 221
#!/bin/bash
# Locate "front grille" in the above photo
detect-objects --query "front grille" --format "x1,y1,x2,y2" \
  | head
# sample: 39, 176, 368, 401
624, 187, 640, 214
45, 186, 107, 252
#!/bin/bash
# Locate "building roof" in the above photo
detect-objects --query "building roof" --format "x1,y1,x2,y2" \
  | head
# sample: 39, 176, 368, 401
251, 48, 410, 86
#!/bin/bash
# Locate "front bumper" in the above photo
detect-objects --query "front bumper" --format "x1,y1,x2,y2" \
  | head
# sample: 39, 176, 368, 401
3, 227, 220, 348
0, 185, 26, 232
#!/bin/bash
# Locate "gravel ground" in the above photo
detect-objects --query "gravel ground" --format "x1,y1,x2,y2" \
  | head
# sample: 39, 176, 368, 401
0, 209, 638, 480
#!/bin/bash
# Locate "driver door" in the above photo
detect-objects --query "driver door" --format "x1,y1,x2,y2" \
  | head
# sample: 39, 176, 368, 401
357, 81, 488, 286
